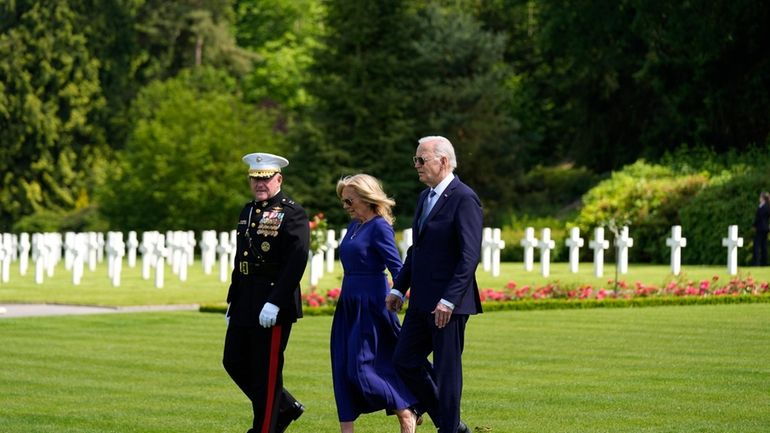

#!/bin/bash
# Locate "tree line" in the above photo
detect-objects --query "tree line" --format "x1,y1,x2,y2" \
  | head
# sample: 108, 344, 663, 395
2, 0, 769, 233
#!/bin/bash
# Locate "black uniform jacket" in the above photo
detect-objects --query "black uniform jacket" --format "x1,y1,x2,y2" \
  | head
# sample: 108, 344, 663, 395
226, 191, 310, 326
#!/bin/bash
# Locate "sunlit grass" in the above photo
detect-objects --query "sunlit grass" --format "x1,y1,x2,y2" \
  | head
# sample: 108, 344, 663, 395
1, 305, 769, 432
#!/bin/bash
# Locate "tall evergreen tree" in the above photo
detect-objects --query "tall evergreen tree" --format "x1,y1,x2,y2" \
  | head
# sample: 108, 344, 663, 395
411, 4, 520, 222
290, 0, 421, 225
0, 0, 108, 231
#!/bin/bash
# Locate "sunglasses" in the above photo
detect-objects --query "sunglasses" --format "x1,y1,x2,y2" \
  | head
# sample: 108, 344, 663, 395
413, 155, 439, 165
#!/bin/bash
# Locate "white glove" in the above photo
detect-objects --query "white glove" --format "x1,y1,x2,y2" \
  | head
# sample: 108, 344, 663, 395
225, 303, 231, 326
259, 302, 280, 328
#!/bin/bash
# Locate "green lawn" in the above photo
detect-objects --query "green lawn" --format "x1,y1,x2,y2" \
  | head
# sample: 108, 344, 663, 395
2, 259, 770, 306
1, 305, 769, 432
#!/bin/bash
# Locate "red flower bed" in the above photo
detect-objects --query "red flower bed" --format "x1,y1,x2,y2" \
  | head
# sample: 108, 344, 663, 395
479, 275, 769, 303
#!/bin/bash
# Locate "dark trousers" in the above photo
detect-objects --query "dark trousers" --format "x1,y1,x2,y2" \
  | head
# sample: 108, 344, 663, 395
393, 309, 467, 433
223, 323, 293, 433
753, 230, 768, 266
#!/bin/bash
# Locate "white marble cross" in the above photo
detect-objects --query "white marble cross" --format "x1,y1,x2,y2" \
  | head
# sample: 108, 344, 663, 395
140, 231, 159, 280
482, 228, 493, 272
18, 233, 31, 276
665, 225, 687, 276
186, 230, 196, 266
155, 234, 168, 289
308, 250, 325, 287
490, 228, 505, 277
126, 231, 139, 268
538, 228, 556, 277
520, 227, 538, 272
199, 230, 218, 275
71, 233, 87, 285
589, 227, 610, 278
722, 225, 743, 276
47, 233, 61, 277
107, 231, 125, 287
564, 227, 584, 273
614, 226, 634, 275
32, 233, 46, 284
64, 232, 76, 271
87, 232, 99, 272
324, 229, 338, 273
217, 231, 233, 283
398, 229, 412, 260
96, 232, 105, 263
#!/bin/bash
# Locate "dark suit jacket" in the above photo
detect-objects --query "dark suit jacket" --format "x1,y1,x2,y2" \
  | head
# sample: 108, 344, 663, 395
393, 176, 483, 315
754, 203, 770, 232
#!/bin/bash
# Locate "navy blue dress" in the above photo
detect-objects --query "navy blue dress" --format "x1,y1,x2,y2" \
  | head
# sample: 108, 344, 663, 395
330, 216, 417, 422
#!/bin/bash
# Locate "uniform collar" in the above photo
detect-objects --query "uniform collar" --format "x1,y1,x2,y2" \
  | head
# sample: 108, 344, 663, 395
255, 190, 285, 208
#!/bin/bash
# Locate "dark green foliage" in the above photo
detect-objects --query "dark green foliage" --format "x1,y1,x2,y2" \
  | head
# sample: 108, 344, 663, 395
234, 0, 322, 110
411, 4, 520, 223
679, 166, 770, 265
97, 67, 283, 231
513, 164, 600, 218
290, 0, 421, 225
292, 1, 518, 226
570, 161, 709, 263
0, 0, 109, 231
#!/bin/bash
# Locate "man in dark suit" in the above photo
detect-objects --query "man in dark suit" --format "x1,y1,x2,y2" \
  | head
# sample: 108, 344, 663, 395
753, 191, 770, 266
223, 153, 309, 433
386, 136, 483, 433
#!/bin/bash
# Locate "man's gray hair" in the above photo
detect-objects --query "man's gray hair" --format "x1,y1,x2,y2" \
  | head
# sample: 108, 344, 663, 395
418, 135, 457, 171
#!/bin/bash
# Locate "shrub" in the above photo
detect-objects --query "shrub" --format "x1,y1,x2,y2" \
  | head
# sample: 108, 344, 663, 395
679, 165, 770, 265
570, 161, 708, 263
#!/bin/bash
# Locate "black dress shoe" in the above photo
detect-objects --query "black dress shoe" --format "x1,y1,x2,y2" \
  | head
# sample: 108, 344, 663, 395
457, 420, 471, 433
274, 400, 305, 433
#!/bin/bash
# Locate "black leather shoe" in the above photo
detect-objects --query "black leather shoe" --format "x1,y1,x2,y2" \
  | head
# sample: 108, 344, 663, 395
457, 420, 471, 433
274, 400, 305, 433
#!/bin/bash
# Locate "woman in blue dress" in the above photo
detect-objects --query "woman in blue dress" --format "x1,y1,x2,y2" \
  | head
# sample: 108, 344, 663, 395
331, 174, 420, 433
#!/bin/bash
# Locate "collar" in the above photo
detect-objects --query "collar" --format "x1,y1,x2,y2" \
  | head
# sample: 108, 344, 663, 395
430, 173, 455, 199
254, 190, 284, 208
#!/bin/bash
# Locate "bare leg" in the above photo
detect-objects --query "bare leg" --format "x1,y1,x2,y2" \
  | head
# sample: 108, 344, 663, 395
396, 408, 417, 433
340, 421, 354, 433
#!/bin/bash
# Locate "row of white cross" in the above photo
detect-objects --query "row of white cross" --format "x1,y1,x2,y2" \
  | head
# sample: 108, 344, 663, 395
513, 225, 746, 277
0, 224, 748, 289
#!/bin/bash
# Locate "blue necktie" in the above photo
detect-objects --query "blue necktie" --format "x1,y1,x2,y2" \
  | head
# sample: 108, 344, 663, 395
418, 190, 437, 230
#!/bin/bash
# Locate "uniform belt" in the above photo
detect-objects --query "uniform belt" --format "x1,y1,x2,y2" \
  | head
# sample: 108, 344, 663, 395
239, 261, 280, 276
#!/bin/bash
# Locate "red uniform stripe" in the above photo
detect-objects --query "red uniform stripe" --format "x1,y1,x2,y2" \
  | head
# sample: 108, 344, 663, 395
261, 325, 282, 433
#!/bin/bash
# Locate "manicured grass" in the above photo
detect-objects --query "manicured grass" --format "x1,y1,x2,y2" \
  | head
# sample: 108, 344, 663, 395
3, 259, 770, 306
1, 305, 769, 432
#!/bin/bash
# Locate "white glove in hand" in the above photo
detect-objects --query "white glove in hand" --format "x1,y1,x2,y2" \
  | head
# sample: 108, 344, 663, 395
225, 303, 231, 326
259, 302, 280, 328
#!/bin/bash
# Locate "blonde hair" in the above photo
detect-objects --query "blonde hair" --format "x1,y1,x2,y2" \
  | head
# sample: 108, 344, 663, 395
336, 174, 396, 225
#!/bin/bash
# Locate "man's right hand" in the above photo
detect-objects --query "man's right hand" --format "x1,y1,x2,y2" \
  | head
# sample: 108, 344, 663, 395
385, 294, 404, 312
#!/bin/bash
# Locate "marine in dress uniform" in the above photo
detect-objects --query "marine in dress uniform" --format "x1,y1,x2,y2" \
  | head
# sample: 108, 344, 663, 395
223, 153, 310, 433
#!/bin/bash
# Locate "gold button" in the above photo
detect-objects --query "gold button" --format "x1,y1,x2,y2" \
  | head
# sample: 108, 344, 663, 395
255, 209, 261, 214
243, 251, 248, 256
251, 223, 256, 227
